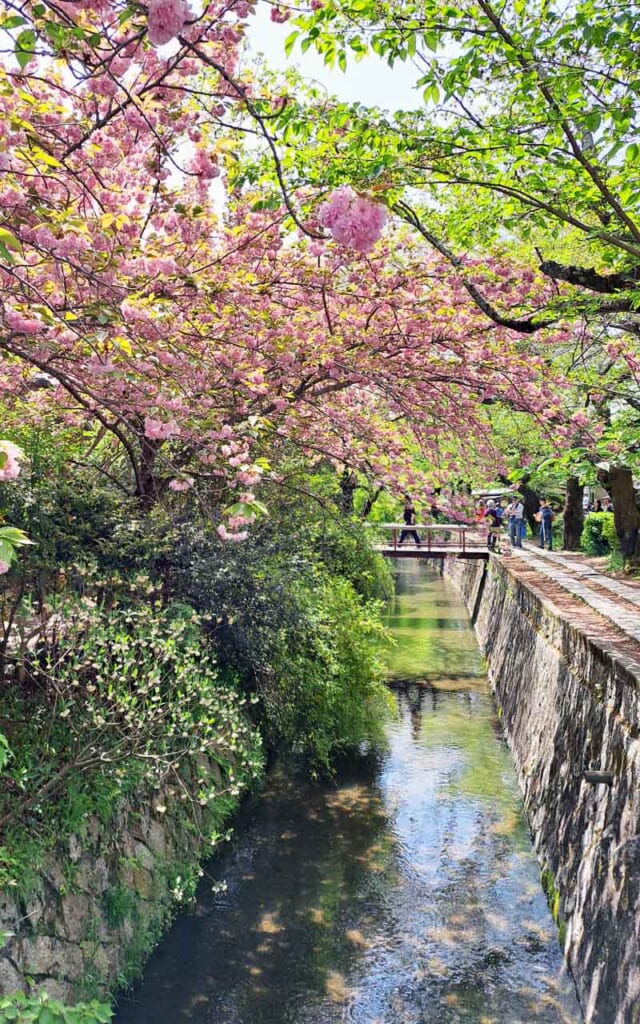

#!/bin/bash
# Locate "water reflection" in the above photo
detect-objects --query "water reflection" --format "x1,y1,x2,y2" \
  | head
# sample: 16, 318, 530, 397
116, 563, 581, 1024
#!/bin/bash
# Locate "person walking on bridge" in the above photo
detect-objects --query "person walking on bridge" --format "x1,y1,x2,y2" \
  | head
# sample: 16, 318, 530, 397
399, 494, 422, 547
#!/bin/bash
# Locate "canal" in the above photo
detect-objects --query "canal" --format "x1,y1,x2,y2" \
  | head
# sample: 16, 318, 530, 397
115, 562, 582, 1024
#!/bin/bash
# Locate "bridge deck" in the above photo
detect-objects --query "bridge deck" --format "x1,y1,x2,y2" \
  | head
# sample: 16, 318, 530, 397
371, 523, 490, 560
374, 545, 489, 560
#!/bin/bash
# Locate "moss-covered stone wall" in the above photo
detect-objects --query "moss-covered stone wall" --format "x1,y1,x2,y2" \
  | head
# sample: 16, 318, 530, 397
0, 750, 254, 1002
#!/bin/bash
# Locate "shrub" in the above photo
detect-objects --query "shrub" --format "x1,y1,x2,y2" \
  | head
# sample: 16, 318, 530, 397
0, 991, 112, 1023
0, 605, 263, 888
166, 518, 392, 769
580, 511, 616, 555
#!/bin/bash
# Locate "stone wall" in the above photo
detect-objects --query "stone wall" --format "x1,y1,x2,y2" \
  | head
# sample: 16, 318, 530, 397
446, 556, 640, 1024
0, 752, 234, 1002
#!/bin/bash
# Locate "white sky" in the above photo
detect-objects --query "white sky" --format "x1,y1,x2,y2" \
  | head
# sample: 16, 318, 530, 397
246, 5, 423, 110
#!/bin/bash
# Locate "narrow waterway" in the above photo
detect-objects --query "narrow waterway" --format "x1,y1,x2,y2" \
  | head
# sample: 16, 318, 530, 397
115, 562, 582, 1024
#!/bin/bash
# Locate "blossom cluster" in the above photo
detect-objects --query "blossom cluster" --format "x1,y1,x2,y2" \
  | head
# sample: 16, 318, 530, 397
0, 441, 23, 482
144, 417, 180, 440
318, 186, 387, 253
147, 0, 189, 46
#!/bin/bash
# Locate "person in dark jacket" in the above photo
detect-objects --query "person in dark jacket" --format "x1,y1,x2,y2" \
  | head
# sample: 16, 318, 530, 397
399, 495, 421, 546
484, 499, 502, 552
538, 498, 555, 550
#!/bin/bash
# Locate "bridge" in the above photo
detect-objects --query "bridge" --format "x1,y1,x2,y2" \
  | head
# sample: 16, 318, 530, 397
371, 523, 489, 560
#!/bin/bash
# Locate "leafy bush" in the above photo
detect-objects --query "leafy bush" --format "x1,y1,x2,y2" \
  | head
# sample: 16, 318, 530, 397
167, 516, 392, 768
0, 991, 111, 1023
0, 605, 263, 889
580, 512, 615, 555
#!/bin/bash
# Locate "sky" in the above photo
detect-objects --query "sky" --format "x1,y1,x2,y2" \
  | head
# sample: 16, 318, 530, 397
246, 4, 423, 110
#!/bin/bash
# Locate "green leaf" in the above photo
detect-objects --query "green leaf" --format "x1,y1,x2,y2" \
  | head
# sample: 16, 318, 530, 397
1, 15, 27, 29
0, 526, 34, 546
15, 29, 36, 69
0, 227, 21, 252
92, 1006, 113, 1023
38, 1009, 56, 1024
0, 540, 15, 564
284, 29, 299, 57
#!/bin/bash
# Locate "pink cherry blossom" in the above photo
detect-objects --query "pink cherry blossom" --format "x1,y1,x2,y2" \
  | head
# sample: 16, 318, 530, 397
0, 560, 11, 575
318, 186, 387, 253
188, 151, 221, 178
144, 416, 180, 440
168, 477, 194, 491
217, 523, 249, 542
147, 0, 188, 46
0, 441, 23, 481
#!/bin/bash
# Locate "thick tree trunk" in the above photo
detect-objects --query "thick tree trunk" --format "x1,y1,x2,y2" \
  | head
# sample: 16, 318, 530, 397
135, 436, 163, 510
361, 485, 383, 519
597, 465, 640, 559
338, 469, 357, 515
563, 476, 585, 550
519, 480, 541, 537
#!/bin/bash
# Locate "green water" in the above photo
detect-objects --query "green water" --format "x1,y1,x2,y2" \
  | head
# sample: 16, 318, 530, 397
116, 562, 582, 1024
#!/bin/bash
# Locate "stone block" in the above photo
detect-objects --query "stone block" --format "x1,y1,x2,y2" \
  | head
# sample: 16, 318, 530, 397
20, 934, 83, 980
0, 953, 26, 995
131, 840, 155, 873
60, 891, 93, 943
75, 855, 109, 896
30, 977, 72, 1002
144, 820, 167, 859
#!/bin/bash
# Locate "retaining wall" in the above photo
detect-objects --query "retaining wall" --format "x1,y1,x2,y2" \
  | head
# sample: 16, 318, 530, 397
0, 751, 240, 1002
446, 556, 640, 1024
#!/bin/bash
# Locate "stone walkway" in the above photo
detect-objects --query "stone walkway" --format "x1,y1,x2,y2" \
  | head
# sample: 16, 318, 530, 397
508, 544, 640, 644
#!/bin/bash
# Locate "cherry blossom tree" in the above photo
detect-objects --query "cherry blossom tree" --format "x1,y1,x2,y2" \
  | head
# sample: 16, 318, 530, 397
0, 0, 584, 531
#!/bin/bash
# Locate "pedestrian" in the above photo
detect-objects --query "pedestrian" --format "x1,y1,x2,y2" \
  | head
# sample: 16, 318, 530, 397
505, 494, 525, 548
536, 498, 555, 550
484, 499, 502, 552
399, 494, 421, 547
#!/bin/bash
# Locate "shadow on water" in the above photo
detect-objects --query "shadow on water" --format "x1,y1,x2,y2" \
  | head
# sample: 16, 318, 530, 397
115, 562, 582, 1024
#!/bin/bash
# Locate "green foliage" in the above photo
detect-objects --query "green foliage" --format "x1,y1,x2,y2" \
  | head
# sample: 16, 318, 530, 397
167, 492, 393, 768
600, 513, 619, 552
0, 465, 173, 605
0, 732, 10, 772
0, 605, 263, 890
0, 525, 33, 569
102, 884, 136, 928
0, 991, 111, 1024
581, 511, 616, 555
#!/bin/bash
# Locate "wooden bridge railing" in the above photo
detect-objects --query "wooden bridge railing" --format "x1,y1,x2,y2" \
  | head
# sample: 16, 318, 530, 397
371, 523, 486, 553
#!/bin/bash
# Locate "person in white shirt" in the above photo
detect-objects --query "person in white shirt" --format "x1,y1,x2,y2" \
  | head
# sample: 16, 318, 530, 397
505, 496, 525, 548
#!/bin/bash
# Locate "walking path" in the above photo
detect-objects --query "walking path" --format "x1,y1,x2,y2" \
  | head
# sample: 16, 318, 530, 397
507, 544, 640, 644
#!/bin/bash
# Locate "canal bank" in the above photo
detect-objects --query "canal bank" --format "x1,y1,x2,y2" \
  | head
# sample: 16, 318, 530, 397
444, 554, 640, 1024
